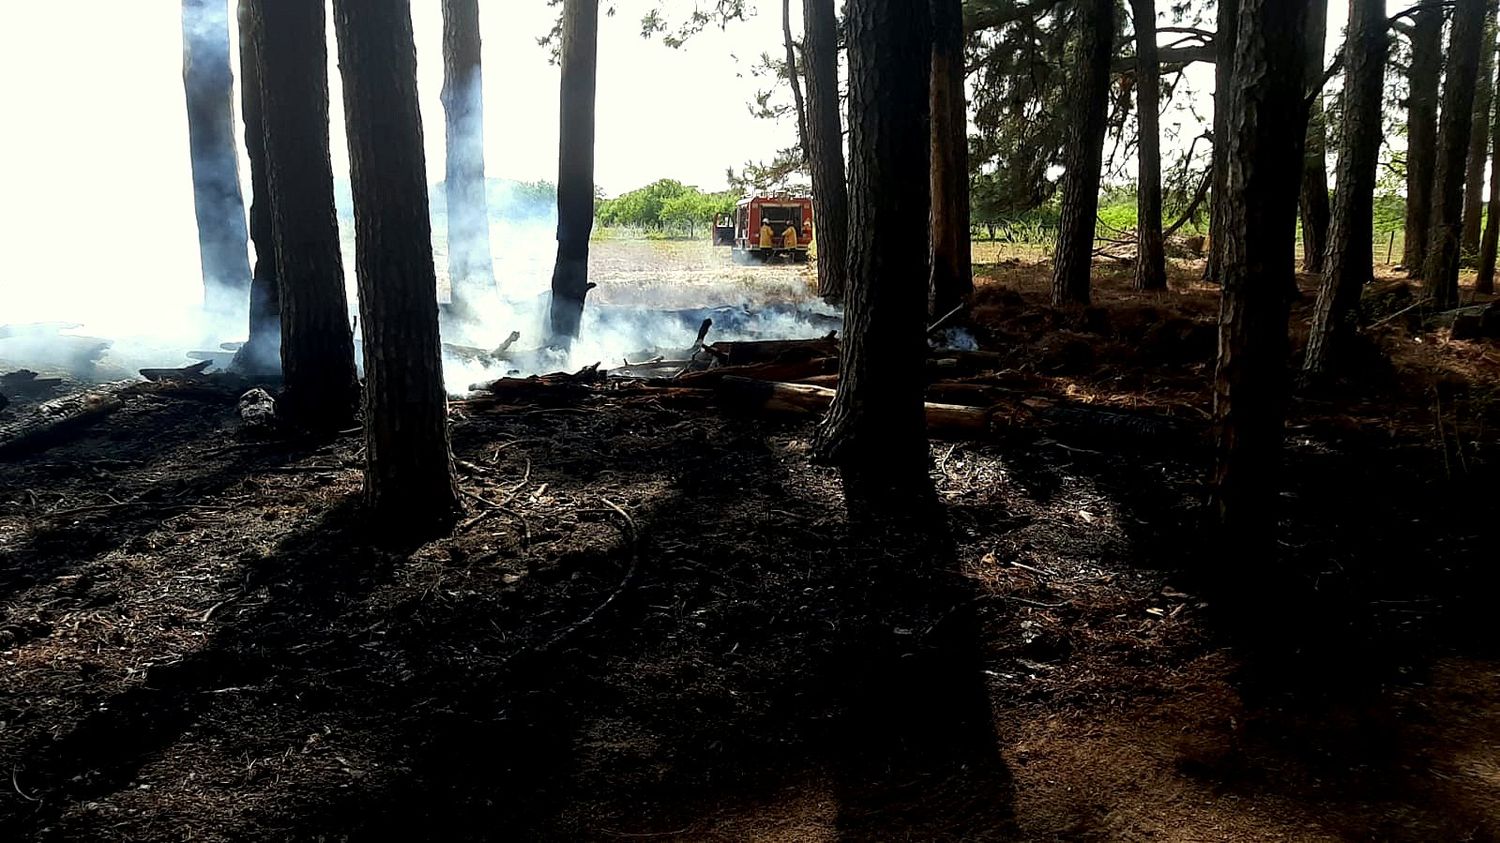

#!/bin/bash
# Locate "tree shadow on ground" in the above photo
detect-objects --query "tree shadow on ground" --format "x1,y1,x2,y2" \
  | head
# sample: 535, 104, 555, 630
4, 411, 1018, 840
1028, 417, 1500, 840
826, 473, 1017, 840
1, 498, 411, 837
0, 415, 337, 623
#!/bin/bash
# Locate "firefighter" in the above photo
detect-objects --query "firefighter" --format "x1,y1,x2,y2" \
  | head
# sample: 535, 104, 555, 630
782, 224, 798, 250
759, 221, 774, 249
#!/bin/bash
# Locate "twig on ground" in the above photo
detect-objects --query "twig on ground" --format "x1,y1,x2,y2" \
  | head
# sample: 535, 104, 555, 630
1008, 560, 1053, 577
458, 487, 531, 542
926, 303, 966, 335
496, 497, 640, 668
936, 443, 959, 475
12, 766, 39, 802
489, 438, 537, 462
1367, 301, 1423, 328
46, 501, 231, 519
996, 595, 1071, 609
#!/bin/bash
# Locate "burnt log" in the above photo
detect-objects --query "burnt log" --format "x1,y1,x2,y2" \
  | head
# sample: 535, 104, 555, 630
673, 357, 839, 387
926, 350, 1006, 377
924, 382, 1018, 406
705, 337, 839, 366
796, 373, 841, 387
471, 364, 605, 405
0, 386, 128, 459
139, 360, 214, 382
715, 376, 994, 438
1, 370, 66, 395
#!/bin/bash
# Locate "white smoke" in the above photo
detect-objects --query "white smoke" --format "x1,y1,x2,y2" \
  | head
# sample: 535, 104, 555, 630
0, 3, 833, 397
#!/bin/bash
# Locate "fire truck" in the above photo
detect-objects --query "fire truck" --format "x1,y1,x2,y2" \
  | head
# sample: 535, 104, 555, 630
713, 195, 813, 263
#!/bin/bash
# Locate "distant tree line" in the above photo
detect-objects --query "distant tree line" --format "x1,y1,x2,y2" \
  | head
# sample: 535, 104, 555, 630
593, 179, 738, 238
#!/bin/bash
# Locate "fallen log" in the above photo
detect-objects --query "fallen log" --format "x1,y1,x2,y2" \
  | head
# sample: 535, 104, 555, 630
672, 356, 838, 387
186, 350, 238, 370
445, 333, 522, 364
705, 336, 838, 366
926, 350, 1006, 377
139, 359, 214, 382
795, 373, 840, 387
714, 376, 994, 438
470, 364, 606, 405
0, 386, 128, 459
610, 359, 693, 379
923, 382, 1019, 407
2, 370, 66, 394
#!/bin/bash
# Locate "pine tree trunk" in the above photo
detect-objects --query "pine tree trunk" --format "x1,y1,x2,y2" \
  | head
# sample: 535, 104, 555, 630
1421, 0, 1487, 308
235, 0, 279, 374
332, 0, 460, 532
1402, 6, 1442, 273
1051, 0, 1114, 306
548, 0, 599, 346
1461, 5, 1498, 261
1479, 53, 1500, 294
813, 0, 932, 494
1298, 0, 1331, 274
1304, 0, 1387, 379
1204, 0, 1239, 284
1131, 0, 1168, 291
929, 0, 974, 314
441, 0, 497, 326
181, 0, 252, 321
803, 0, 850, 304
783, 0, 810, 161
256, 0, 360, 432
1212, 0, 1310, 549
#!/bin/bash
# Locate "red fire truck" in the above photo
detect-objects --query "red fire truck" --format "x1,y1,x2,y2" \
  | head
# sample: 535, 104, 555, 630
713, 195, 813, 262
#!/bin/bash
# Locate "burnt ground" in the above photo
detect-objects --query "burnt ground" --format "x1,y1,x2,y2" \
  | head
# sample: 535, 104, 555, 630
2, 263, 1499, 841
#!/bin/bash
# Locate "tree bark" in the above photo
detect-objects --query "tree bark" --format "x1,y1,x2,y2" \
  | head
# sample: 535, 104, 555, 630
1402, 5, 1442, 272
803, 0, 850, 303
812, 0, 933, 493
1051, 0, 1114, 306
441, 0, 498, 326
1212, 0, 1310, 551
1461, 4, 1498, 260
234, 0, 279, 374
1298, 0, 1331, 273
1204, 0, 1239, 284
1131, 0, 1168, 291
332, 0, 460, 532
1421, 0, 1487, 307
1480, 48, 1500, 294
929, 0, 974, 314
814, 0, 1007, 800
181, 0, 252, 321
783, 0, 810, 161
548, 0, 600, 346
1304, 0, 1387, 379
255, 0, 360, 432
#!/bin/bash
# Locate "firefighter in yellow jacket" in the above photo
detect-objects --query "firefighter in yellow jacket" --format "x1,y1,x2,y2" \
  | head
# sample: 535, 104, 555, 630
759, 222, 774, 249
782, 224, 798, 250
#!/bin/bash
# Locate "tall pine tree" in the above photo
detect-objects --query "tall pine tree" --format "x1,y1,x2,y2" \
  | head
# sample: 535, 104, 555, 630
333, 0, 460, 532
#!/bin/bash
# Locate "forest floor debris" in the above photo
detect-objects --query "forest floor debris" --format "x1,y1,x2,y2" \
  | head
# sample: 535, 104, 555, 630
0, 263, 1497, 840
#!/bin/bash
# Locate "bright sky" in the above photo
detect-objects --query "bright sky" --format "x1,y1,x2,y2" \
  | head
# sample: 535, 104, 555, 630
0, 0, 1404, 335
0, 1, 793, 330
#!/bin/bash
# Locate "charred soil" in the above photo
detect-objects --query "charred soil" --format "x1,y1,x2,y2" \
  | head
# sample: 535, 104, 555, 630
1, 263, 1498, 841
